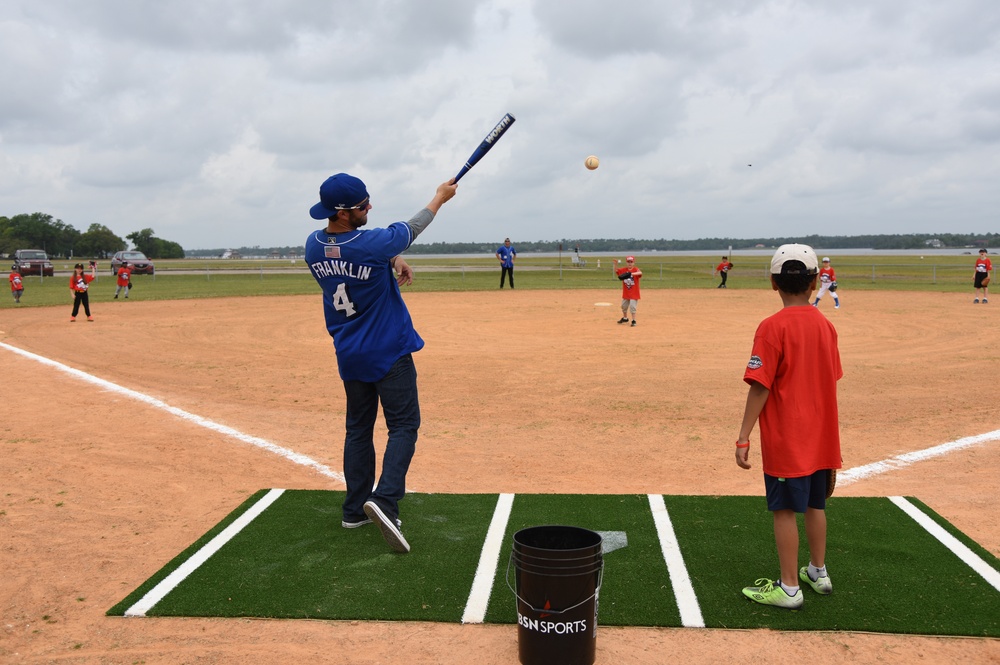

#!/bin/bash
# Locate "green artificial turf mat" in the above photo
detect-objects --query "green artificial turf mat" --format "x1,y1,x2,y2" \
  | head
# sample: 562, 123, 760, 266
108, 492, 1000, 637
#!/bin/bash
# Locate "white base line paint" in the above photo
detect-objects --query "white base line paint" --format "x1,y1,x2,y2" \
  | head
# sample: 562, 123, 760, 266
462, 493, 515, 624
0, 342, 345, 485
648, 494, 704, 628
124, 488, 285, 617
889, 496, 1000, 593
838, 430, 1000, 487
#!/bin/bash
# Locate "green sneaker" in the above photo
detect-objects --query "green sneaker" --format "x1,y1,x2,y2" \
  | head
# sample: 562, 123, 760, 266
799, 567, 833, 595
742, 578, 803, 609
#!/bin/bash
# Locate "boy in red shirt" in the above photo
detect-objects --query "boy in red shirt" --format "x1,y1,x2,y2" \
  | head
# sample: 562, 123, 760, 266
812, 257, 840, 309
614, 256, 642, 327
114, 261, 132, 299
9, 265, 24, 303
714, 256, 733, 289
974, 248, 991, 304
735, 244, 843, 609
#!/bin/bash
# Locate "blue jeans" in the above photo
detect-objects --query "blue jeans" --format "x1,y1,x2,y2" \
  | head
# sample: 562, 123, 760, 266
341, 354, 420, 522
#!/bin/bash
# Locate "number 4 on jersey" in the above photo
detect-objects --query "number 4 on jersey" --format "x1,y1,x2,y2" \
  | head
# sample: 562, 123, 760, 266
331, 283, 357, 317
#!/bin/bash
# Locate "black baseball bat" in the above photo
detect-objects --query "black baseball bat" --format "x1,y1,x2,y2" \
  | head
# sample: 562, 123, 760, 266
454, 113, 516, 182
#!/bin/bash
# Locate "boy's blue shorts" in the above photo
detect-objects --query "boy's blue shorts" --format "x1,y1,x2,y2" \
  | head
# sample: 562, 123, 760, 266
764, 470, 829, 513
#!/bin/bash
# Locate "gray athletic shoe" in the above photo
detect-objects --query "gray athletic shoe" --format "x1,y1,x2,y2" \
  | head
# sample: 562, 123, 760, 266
341, 515, 402, 529
363, 500, 410, 553
341, 517, 372, 529
799, 566, 833, 595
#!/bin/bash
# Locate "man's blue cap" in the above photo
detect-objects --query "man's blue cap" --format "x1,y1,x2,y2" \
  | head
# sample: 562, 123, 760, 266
309, 173, 370, 220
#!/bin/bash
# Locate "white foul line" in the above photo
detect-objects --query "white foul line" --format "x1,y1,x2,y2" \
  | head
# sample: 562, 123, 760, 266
462, 493, 515, 624
648, 494, 705, 628
838, 430, 1000, 487
889, 496, 1000, 593
0, 341, 345, 485
124, 488, 286, 616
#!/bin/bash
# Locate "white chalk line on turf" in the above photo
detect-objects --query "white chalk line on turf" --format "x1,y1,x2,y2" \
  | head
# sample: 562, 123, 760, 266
889, 496, 1000, 593
0, 341, 345, 485
124, 488, 285, 617
648, 494, 705, 628
462, 493, 515, 624
838, 429, 1000, 487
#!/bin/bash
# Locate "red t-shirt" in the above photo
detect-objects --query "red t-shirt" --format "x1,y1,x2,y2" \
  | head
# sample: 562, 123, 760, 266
9, 272, 23, 291
70, 273, 95, 292
716, 261, 733, 273
117, 267, 132, 287
976, 257, 992, 273
819, 266, 836, 283
743, 305, 843, 477
616, 266, 642, 299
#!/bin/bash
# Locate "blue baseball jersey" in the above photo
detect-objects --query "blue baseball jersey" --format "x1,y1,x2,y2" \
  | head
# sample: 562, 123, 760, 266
496, 245, 516, 267
306, 222, 424, 382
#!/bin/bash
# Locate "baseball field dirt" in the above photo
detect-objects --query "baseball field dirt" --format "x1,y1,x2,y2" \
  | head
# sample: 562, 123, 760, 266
1, 288, 998, 663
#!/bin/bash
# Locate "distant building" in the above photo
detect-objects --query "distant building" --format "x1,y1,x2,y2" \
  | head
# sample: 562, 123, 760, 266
220, 249, 242, 259
924, 239, 943, 248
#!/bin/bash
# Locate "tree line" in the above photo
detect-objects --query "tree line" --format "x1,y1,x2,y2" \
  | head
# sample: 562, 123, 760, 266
403, 233, 998, 254
185, 231, 999, 259
0, 213, 184, 259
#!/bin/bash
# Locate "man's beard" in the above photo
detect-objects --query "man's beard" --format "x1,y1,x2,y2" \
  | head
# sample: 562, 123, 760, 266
350, 211, 369, 229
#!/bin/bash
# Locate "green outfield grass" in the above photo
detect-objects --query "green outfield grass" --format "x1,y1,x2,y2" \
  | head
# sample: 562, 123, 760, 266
1, 254, 988, 309
108, 491, 1000, 637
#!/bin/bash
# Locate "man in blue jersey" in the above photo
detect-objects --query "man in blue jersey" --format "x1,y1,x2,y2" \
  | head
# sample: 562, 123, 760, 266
306, 173, 458, 553
496, 237, 516, 288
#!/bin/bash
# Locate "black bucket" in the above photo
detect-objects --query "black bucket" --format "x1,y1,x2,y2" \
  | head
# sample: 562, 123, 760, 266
507, 525, 604, 665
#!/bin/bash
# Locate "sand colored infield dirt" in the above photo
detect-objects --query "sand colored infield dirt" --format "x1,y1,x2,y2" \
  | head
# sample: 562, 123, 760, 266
1, 288, 998, 664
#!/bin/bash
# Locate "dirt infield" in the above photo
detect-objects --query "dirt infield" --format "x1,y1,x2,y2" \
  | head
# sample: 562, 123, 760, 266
2, 289, 998, 663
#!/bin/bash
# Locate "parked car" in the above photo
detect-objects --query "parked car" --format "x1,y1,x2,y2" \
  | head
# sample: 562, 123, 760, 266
13, 249, 54, 276
111, 251, 155, 275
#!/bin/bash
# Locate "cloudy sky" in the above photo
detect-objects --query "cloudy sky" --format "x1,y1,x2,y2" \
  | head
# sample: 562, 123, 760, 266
2, 1, 998, 250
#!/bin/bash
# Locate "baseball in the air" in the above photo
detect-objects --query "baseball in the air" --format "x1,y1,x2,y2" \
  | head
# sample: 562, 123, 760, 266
585, 155, 600, 170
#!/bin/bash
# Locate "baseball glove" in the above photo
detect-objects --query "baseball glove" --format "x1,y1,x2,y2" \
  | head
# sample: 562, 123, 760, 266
826, 469, 837, 499
829, 281, 838, 292
983, 276, 991, 287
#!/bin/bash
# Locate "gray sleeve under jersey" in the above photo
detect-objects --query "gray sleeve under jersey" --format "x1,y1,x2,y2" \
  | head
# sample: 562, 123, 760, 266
406, 208, 435, 239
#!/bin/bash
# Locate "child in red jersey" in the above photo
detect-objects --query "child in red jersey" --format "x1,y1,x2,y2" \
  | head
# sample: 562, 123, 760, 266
974, 248, 991, 304
715, 256, 733, 288
69, 262, 96, 322
735, 244, 843, 610
9, 265, 24, 303
614, 256, 642, 326
114, 261, 132, 299
812, 257, 840, 309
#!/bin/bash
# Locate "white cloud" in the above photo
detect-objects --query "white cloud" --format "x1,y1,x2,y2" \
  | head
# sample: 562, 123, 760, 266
1, 0, 998, 249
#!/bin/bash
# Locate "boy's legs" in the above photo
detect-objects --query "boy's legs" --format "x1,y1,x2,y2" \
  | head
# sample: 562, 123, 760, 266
804, 506, 827, 568
813, 282, 828, 305
773, 509, 800, 588
745, 472, 830, 608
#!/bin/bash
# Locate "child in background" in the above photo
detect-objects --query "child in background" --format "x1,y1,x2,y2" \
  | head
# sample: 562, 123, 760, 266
69, 262, 97, 322
812, 257, 840, 309
114, 261, 132, 299
974, 248, 991, 304
9, 265, 23, 303
614, 256, 642, 326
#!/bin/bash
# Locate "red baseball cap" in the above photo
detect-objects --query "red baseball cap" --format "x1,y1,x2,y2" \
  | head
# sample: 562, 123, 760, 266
626, 256, 635, 262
